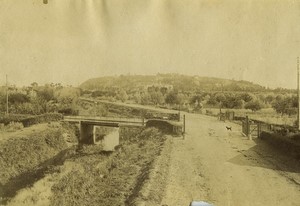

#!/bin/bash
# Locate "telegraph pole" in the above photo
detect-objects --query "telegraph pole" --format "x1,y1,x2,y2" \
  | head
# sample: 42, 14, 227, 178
6, 74, 8, 115
297, 57, 300, 130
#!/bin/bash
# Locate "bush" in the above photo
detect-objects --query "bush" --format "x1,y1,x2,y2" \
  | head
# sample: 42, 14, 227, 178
0, 114, 31, 125
245, 100, 263, 112
6, 122, 24, 132
21, 113, 63, 127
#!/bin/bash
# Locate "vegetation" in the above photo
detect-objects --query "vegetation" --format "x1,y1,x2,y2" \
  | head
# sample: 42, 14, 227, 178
0, 123, 77, 203
78, 74, 297, 116
0, 83, 80, 116
0, 74, 298, 122
50, 128, 166, 206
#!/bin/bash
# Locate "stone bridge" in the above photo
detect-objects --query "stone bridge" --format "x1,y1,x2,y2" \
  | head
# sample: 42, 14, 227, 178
63, 115, 183, 150
63, 116, 144, 147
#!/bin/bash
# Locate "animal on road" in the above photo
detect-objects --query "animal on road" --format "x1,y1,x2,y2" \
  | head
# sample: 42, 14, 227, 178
226, 126, 232, 131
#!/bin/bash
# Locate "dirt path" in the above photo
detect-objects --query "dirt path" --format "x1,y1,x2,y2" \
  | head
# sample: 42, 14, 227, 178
161, 113, 300, 206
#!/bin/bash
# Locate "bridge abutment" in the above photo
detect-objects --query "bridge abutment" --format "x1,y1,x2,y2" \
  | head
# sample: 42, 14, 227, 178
80, 122, 94, 144
79, 122, 121, 151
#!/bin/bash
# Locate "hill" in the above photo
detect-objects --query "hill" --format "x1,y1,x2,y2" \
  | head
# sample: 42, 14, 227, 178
80, 74, 267, 92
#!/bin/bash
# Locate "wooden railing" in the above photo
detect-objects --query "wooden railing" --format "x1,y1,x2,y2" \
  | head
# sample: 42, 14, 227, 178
63, 115, 145, 125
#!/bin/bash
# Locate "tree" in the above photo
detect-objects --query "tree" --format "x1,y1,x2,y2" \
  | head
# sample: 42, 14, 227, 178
207, 95, 218, 105
245, 100, 263, 112
239, 93, 255, 103
265, 94, 275, 104
133, 92, 142, 104
150, 91, 164, 105
141, 93, 151, 105
9, 93, 30, 104
165, 92, 180, 105
117, 89, 128, 102
31, 82, 38, 88
160, 87, 168, 96
272, 96, 297, 116
36, 87, 55, 102
214, 93, 226, 103
55, 87, 80, 104
222, 94, 243, 109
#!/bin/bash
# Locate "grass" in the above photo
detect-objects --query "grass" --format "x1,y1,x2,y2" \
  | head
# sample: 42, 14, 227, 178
0, 122, 77, 203
50, 127, 166, 206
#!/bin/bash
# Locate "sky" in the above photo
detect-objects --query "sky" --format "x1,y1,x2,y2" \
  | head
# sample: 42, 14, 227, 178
0, 0, 300, 89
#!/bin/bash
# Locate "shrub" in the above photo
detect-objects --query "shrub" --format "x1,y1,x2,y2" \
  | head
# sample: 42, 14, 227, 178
0, 114, 31, 125
21, 113, 63, 127
245, 100, 263, 112
6, 122, 24, 132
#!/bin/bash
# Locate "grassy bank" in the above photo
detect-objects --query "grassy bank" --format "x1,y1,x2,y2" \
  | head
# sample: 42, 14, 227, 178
50, 127, 166, 206
0, 122, 77, 203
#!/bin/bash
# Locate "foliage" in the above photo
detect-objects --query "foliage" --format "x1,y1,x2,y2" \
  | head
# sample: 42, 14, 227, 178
88, 104, 108, 116
0, 114, 31, 125
36, 87, 55, 102
21, 113, 63, 127
55, 87, 80, 104
141, 93, 152, 105
0, 126, 71, 187
116, 89, 128, 102
149, 91, 164, 105
244, 99, 263, 112
221, 94, 244, 109
50, 127, 165, 206
272, 95, 297, 116
80, 74, 269, 92
0, 84, 82, 115
6, 122, 24, 132
165, 92, 181, 105
8, 93, 30, 104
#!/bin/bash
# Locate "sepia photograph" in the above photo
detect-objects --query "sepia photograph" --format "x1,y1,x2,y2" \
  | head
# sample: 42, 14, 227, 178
0, 0, 300, 205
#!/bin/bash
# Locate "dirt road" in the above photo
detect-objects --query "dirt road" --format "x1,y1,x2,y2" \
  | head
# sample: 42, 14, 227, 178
161, 113, 300, 206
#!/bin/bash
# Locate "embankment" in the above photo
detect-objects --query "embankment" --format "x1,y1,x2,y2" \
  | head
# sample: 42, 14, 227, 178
260, 131, 300, 159
50, 127, 169, 206
0, 122, 77, 204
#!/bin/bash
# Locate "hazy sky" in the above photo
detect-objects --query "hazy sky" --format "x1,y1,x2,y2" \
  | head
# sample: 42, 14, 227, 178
0, 0, 300, 88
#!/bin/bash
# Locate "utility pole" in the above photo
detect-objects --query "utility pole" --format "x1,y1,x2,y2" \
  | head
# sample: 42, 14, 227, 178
297, 57, 300, 130
6, 74, 8, 115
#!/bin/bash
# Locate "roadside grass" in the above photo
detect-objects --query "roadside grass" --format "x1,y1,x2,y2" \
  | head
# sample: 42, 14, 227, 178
0, 122, 24, 132
0, 122, 77, 203
50, 127, 166, 206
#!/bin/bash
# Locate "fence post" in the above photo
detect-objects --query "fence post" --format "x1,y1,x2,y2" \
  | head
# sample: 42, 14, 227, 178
183, 114, 186, 134
246, 116, 249, 137
258, 122, 261, 138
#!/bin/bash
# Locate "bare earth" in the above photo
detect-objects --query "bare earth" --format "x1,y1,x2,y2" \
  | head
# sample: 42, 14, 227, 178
161, 113, 300, 206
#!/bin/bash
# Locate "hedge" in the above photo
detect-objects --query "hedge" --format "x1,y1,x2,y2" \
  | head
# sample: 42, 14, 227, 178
21, 113, 63, 127
0, 114, 31, 125
0, 113, 63, 127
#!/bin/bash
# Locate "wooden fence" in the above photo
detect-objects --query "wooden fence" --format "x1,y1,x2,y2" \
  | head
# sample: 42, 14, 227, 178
241, 115, 297, 138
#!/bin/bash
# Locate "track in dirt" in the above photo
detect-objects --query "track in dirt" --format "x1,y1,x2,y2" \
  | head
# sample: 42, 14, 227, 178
161, 113, 300, 206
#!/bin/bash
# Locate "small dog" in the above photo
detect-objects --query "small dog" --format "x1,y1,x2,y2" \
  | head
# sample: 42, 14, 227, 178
226, 126, 232, 131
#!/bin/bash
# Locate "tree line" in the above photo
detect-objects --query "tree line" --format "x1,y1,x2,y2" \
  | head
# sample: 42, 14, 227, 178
86, 86, 298, 116
0, 82, 297, 117
0, 83, 80, 115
